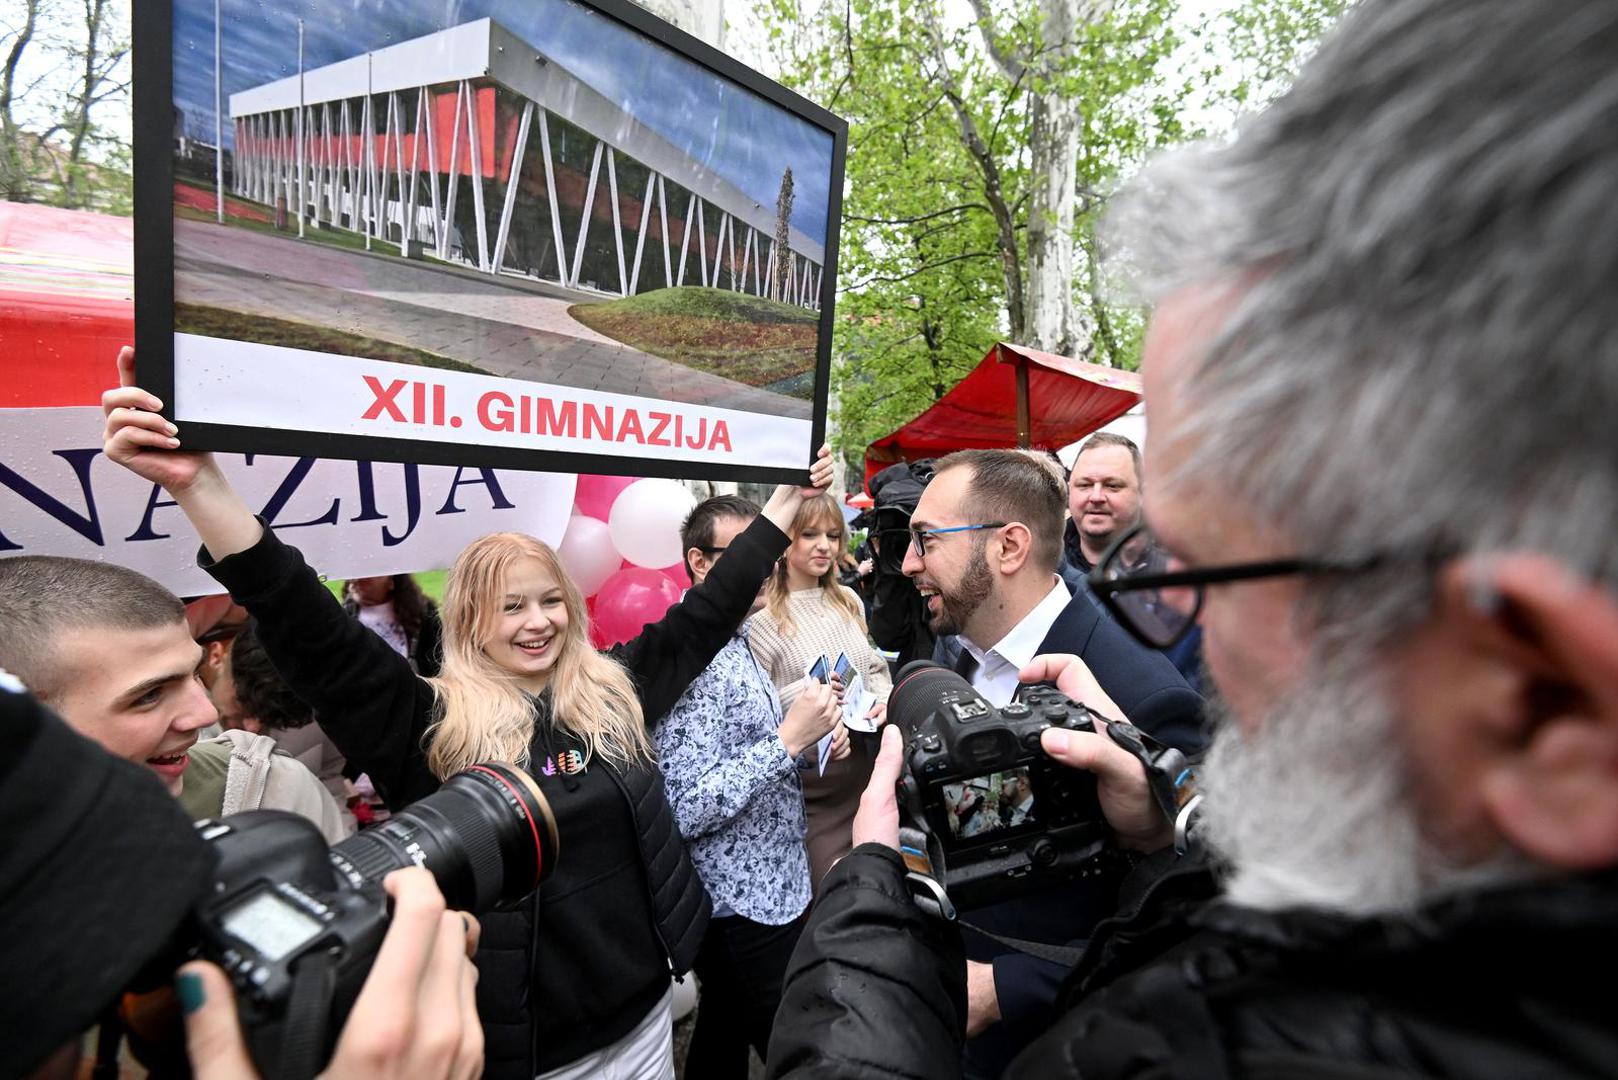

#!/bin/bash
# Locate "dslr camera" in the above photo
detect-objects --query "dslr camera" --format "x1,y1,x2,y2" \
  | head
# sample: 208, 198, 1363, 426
888, 662, 1117, 910
173, 763, 555, 1080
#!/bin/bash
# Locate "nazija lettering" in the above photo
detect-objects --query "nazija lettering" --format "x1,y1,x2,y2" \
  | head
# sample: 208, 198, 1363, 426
476, 391, 734, 453
0, 450, 514, 552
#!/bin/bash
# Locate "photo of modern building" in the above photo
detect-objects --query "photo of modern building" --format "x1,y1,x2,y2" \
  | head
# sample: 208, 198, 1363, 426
225, 18, 826, 310
155, 0, 840, 477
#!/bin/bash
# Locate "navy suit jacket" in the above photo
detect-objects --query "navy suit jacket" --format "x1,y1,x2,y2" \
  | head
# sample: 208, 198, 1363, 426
931, 575, 1205, 1072
931, 574, 1205, 754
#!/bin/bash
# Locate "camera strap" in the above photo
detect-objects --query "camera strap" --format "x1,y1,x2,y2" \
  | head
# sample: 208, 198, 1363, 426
1103, 720, 1191, 825
274, 946, 339, 1080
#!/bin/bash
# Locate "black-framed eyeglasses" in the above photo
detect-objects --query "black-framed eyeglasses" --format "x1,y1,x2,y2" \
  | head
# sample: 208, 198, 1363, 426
1086, 523, 1398, 649
907, 522, 1007, 558
695, 546, 728, 556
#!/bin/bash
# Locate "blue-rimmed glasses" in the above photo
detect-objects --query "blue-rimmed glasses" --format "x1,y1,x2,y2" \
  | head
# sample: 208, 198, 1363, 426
907, 522, 1007, 557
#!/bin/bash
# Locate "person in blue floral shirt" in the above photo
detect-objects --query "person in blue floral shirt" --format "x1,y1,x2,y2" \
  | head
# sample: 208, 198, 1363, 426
658, 495, 841, 1079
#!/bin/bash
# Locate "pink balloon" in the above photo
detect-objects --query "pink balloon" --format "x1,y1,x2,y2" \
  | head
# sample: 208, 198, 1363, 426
658, 562, 691, 589
591, 566, 683, 647
573, 474, 637, 523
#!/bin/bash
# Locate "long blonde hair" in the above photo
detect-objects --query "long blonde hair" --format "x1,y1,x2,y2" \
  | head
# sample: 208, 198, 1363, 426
424, 532, 650, 778
764, 495, 866, 635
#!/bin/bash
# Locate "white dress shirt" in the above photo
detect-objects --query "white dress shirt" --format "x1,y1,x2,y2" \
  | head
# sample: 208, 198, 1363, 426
959, 576, 1072, 706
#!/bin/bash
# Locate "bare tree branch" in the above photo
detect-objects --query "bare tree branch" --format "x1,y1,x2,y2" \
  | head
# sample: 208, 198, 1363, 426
845, 250, 1000, 290
846, 203, 989, 226
964, 0, 1027, 83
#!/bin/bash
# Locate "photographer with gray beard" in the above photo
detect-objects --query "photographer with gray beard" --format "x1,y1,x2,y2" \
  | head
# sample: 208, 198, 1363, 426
764, 1, 1618, 1076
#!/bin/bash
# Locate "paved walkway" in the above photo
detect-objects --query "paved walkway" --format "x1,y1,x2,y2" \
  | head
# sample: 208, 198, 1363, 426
174, 219, 812, 418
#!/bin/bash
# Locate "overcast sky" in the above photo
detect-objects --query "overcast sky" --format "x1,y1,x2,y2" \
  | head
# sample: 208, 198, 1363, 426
171, 0, 836, 242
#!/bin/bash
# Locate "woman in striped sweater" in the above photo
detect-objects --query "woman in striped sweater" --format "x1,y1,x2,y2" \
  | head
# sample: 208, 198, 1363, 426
748, 494, 892, 886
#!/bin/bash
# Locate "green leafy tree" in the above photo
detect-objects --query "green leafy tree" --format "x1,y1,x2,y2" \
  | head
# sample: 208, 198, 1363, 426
762, 0, 1348, 467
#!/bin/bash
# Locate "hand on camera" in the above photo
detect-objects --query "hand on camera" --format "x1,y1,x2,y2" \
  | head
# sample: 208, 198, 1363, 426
780, 680, 840, 758
180, 868, 483, 1080
1019, 654, 1174, 852
851, 723, 904, 849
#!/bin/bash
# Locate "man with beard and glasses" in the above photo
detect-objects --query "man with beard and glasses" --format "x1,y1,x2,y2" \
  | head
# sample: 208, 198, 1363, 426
764, 1, 1618, 1077
901, 449, 1203, 1077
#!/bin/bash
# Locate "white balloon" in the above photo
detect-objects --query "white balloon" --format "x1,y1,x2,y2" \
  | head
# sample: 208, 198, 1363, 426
556, 515, 622, 596
609, 478, 698, 569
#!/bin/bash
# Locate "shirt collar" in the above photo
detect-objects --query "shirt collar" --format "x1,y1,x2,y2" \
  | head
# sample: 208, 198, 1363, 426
961, 576, 1072, 671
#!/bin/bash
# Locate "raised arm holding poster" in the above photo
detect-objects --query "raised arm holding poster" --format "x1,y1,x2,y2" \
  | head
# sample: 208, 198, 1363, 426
133, 0, 844, 482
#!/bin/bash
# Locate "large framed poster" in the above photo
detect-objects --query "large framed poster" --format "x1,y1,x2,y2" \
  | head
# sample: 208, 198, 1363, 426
133, 0, 844, 482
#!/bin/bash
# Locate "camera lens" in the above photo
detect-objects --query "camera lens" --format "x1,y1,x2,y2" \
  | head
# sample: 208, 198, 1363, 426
329, 763, 557, 913
889, 660, 976, 733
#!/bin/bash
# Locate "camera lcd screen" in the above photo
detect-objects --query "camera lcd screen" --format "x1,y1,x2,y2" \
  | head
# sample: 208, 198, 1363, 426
221, 890, 325, 962
940, 767, 1036, 841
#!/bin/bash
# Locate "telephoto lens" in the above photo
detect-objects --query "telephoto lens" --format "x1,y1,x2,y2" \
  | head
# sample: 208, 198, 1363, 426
330, 763, 558, 912
888, 660, 971, 733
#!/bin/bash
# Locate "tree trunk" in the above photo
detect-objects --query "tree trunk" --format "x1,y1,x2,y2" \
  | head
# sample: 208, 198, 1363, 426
773, 166, 795, 300
63, 0, 108, 207
1022, 0, 1107, 356
0, 0, 42, 202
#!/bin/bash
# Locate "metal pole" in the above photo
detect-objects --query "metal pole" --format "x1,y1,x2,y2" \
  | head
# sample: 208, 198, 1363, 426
1013, 351, 1032, 448
365, 53, 373, 250
214, 0, 224, 221
296, 19, 306, 238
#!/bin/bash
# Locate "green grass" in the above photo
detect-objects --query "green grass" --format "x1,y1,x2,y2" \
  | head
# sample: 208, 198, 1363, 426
569, 286, 818, 389
324, 569, 448, 604
174, 302, 487, 374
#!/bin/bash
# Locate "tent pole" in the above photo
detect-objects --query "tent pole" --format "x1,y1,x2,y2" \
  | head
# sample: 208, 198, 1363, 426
1014, 355, 1031, 448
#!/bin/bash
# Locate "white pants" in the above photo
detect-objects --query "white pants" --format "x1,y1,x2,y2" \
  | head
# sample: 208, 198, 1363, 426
534, 987, 675, 1080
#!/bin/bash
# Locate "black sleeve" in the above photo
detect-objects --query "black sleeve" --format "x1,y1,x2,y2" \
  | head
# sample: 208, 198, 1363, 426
201, 524, 441, 807
767, 845, 967, 1080
414, 602, 445, 678
609, 513, 789, 727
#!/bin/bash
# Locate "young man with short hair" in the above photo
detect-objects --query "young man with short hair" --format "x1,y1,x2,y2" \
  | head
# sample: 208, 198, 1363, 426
0, 555, 347, 840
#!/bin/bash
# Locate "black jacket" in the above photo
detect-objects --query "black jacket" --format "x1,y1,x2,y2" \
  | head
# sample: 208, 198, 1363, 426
770, 845, 1618, 1079
929, 574, 1204, 1072
204, 514, 791, 1078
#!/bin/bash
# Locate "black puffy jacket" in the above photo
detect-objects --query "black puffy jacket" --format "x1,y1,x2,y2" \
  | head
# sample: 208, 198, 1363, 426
207, 514, 791, 1078
770, 845, 1618, 1079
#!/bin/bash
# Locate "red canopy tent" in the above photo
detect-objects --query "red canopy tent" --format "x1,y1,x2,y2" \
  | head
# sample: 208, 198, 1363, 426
863, 342, 1141, 489
0, 201, 133, 408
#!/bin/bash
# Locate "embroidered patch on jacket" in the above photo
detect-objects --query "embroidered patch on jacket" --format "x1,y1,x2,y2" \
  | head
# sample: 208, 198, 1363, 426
540, 749, 586, 776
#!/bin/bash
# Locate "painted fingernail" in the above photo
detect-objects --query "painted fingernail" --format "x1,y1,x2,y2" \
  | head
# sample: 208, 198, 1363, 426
176, 971, 206, 1014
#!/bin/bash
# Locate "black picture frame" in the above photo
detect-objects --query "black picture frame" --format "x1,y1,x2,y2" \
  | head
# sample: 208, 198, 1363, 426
133, 0, 845, 483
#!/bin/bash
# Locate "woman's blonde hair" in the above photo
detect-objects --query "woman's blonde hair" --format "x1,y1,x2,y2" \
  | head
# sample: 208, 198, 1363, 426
424, 532, 650, 778
764, 494, 865, 635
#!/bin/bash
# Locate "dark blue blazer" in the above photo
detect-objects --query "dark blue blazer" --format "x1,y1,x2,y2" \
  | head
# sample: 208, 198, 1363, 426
931, 574, 1205, 754
931, 575, 1205, 1074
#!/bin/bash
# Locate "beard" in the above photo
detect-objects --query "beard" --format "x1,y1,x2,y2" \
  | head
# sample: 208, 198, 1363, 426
929, 544, 994, 637
1196, 648, 1539, 916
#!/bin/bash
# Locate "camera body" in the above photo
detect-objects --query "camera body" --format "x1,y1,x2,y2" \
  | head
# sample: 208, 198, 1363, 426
193, 812, 386, 1073
891, 664, 1114, 910
183, 762, 556, 1079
